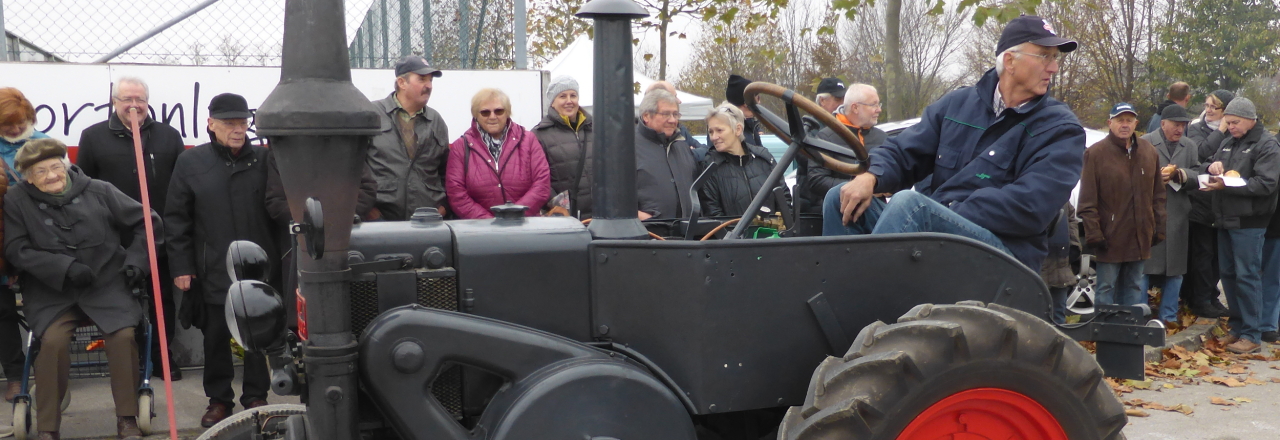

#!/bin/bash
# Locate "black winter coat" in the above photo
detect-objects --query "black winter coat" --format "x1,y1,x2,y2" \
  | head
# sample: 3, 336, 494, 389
76, 114, 186, 217
699, 143, 789, 217
799, 125, 887, 211
5, 167, 154, 337
165, 140, 278, 304
1204, 126, 1280, 230
635, 123, 697, 219
532, 108, 594, 218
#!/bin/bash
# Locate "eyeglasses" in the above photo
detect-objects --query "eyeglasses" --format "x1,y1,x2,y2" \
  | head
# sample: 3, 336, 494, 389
656, 111, 682, 120
1011, 50, 1062, 66
114, 96, 147, 104
479, 108, 506, 117
1205, 104, 1222, 111
30, 163, 66, 178
854, 102, 882, 109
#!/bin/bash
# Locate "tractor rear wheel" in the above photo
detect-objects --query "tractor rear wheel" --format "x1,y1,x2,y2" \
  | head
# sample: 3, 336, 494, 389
778, 301, 1127, 440
196, 404, 306, 440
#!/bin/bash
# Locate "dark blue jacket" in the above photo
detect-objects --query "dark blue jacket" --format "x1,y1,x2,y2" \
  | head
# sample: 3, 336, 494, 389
867, 69, 1086, 269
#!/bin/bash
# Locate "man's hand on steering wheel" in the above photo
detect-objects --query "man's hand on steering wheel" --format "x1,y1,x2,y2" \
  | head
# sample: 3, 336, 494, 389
839, 173, 878, 225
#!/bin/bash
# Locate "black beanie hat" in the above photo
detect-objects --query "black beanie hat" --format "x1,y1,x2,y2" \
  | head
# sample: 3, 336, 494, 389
726, 74, 752, 106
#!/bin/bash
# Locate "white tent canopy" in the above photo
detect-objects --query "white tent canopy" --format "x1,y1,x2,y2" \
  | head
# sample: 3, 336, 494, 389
545, 36, 714, 121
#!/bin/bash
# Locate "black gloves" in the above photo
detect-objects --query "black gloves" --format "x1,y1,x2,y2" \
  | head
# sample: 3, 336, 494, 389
122, 265, 148, 289
66, 262, 96, 288
179, 289, 207, 330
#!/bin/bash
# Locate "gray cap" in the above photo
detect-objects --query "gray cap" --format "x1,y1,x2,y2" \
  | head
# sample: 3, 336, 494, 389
1160, 104, 1191, 123
546, 75, 579, 104
1225, 97, 1257, 120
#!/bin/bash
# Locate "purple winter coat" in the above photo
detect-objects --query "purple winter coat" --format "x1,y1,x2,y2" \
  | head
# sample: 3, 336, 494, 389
446, 120, 552, 219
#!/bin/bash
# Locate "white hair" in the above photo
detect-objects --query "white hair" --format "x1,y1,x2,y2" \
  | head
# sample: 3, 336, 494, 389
994, 42, 1033, 75
113, 76, 149, 100
842, 84, 877, 108
638, 89, 679, 116
815, 92, 833, 102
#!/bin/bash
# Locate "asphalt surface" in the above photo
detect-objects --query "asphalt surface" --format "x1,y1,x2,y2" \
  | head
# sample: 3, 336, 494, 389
4, 366, 300, 439
1123, 340, 1280, 440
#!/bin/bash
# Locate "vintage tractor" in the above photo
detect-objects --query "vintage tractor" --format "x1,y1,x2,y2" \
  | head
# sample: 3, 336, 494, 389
200, 0, 1163, 439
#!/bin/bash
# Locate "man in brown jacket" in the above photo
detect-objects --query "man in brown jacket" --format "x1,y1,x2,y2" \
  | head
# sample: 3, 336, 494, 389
1079, 102, 1167, 307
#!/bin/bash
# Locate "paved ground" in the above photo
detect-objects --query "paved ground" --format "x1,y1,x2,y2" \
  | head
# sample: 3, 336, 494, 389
1123, 338, 1280, 439
4, 367, 299, 439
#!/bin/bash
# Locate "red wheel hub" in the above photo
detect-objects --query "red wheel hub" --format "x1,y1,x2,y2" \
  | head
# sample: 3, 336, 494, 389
894, 388, 1066, 440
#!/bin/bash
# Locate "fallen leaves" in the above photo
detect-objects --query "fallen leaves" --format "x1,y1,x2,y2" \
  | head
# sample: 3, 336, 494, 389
1124, 398, 1194, 415
1204, 376, 1245, 387
1210, 396, 1235, 406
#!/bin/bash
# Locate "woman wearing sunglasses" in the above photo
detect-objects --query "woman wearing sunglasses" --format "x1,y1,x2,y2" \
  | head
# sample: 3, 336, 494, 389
446, 88, 552, 219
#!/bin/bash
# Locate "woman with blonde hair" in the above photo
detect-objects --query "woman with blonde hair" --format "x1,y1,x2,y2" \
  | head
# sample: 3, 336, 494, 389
445, 88, 551, 219
697, 102, 789, 217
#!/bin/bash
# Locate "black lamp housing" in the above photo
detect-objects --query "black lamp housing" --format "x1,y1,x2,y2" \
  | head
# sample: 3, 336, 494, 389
226, 240, 272, 283
226, 279, 288, 354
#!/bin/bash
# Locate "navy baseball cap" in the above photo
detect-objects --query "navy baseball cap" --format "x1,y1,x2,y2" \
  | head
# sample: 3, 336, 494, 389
1109, 102, 1138, 119
995, 15, 1078, 55
394, 55, 443, 78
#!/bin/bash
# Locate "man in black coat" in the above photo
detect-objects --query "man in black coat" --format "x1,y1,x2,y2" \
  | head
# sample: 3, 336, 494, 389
800, 83, 887, 213
164, 93, 276, 427
635, 89, 697, 220
77, 76, 186, 381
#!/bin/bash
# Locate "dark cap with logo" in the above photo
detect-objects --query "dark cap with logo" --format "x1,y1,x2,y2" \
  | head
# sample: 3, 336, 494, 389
1109, 102, 1138, 119
208, 93, 253, 119
394, 55, 443, 78
1160, 104, 1192, 123
816, 77, 846, 99
996, 15, 1078, 55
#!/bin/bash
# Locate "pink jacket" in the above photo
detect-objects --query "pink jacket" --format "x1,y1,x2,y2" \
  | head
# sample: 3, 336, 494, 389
446, 120, 552, 219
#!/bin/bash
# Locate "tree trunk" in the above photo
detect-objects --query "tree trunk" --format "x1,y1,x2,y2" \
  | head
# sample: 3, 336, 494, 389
884, 0, 904, 120
658, 0, 670, 80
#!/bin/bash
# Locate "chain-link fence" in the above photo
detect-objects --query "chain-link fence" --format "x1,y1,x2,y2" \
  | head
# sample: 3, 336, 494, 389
1, 0, 518, 69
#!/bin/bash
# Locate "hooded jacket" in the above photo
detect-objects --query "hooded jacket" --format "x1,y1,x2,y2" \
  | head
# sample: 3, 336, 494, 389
1078, 132, 1167, 263
1204, 125, 1280, 230
445, 120, 552, 219
698, 143, 789, 217
5, 167, 154, 337
635, 122, 697, 219
532, 108, 594, 218
368, 93, 450, 220
866, 68, 1087, 270
76, 113, 186, 217
165, 139, 277, 303
0, 125, 49, 185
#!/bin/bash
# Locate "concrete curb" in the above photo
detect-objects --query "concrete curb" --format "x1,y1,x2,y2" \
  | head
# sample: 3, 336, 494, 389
1143, 321, 1218, 363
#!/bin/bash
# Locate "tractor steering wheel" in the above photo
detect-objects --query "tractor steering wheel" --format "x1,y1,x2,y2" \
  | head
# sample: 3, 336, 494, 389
742, 82, 868, 176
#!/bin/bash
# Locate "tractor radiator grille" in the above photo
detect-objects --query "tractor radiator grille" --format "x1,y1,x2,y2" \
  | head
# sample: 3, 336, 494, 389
349, 275, 464, 419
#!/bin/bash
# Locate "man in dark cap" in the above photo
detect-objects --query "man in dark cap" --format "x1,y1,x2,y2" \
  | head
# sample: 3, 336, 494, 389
824, 15, 1084, 270
815, 77, 846, 113
1139, 104, 1200, 326
76, 76, 185, 382
165, 93, 276, 426
725, 74, 763, 147
367, 55, 450, 220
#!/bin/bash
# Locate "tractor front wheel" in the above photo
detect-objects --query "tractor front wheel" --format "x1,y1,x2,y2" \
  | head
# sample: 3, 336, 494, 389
779, 301, 1127, 440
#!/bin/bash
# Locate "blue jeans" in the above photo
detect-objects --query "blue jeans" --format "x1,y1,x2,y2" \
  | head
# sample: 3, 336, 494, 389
1140, 275, 1184, 322
1095, 261, 1146, 307
822, 188, 1010, 255
1219, 228, 1267, 343
1049, 286, 1071, 324
1260, 237, 1280, 333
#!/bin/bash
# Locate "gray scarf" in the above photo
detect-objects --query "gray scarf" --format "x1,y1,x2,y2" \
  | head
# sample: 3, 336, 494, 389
480, 124, 509, 162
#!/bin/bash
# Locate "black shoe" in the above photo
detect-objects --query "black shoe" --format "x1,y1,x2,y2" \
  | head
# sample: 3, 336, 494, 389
1263, 331, 1280, 343
1191, 303, 1227, 318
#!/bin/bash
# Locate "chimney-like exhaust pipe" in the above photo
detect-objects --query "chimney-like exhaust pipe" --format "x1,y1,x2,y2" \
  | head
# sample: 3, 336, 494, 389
577, 0, 649, 240
255, 0, 381, 439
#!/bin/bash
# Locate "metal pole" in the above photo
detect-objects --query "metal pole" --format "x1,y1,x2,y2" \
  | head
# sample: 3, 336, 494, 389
471, 0, 489, 68
422, 0, 433, 61
94, 0, 221, 63
459, 0, 470, 68
1, 0, 9, 62
399, 0, 411, 56
514, 0, 527, 69
380, 0, 389, 67
578, 0, 649, 240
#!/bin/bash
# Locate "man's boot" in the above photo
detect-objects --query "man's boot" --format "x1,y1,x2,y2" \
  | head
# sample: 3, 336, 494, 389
118, 416, 143, 440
